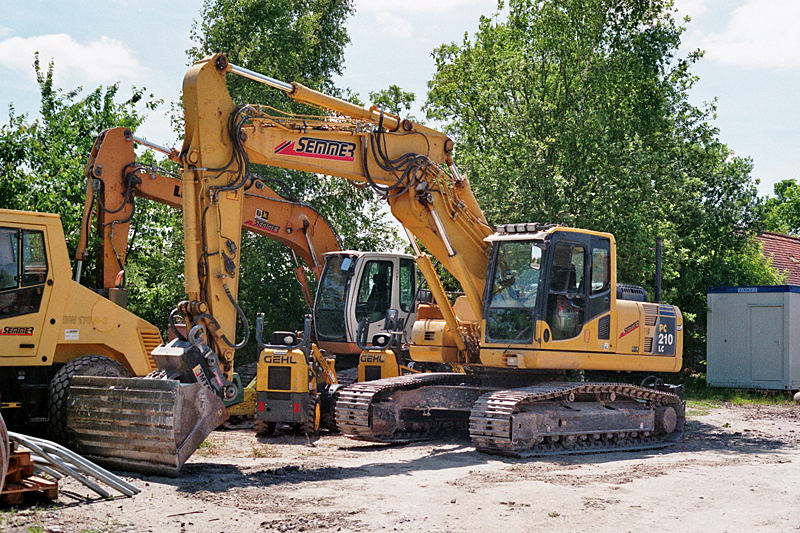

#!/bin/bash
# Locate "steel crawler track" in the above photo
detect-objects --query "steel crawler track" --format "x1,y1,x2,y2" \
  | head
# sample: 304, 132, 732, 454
335, 375, 685, 457
334, 373, 478, 442
470, 382, 685, 456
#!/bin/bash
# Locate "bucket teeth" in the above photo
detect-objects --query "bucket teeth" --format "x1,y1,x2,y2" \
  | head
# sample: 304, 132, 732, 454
66, 376, 228, 477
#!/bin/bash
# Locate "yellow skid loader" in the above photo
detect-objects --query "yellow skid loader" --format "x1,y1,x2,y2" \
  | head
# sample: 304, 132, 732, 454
0, 209, 227, 476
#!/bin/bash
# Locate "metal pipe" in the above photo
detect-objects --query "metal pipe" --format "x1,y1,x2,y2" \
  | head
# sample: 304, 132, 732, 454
404, 228, 422, 256
30, 437, 140, 496
131, 135, 174, 156
14, 436, 112, 496
228, 63, 294, 93
655, 236, 662, 303
33, 463, 64, 480
428, 207, 456, 257
9, 433, 110, 498
10, 433, 141, 497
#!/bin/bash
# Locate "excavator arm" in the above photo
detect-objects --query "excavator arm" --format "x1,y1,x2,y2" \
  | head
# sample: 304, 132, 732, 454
190, 55, 495, 360
75, 126, 341, 308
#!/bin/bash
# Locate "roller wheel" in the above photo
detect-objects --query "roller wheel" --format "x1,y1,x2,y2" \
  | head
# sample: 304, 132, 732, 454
255, 421, 277, 436
0, 412, 9, 492
321, 387, 341, 433
299, 394, 321, 435
48, 355, 131, 443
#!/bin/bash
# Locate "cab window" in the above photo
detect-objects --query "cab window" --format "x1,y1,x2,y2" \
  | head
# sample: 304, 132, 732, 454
355, 260, 393, 323
591, 243, 610, 295
399, 259, 415, 313
545, 242, 586, 340
0, 228, 48, 319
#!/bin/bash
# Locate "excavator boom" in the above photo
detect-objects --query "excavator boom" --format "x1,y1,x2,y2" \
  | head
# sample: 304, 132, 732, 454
76, 126, 341, 307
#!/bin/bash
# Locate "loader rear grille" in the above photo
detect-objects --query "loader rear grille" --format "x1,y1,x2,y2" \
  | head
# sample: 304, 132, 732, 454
139, 330, 162, 372
267, 366, 292, 391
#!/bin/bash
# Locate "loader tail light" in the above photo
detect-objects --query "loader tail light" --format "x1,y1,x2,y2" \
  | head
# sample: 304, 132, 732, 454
294, 403, 301, 413
258, 401, 265, 412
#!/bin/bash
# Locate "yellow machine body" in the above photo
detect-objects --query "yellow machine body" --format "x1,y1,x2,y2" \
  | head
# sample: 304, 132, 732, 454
256, 342, 336, 431
0, 209, 160, 374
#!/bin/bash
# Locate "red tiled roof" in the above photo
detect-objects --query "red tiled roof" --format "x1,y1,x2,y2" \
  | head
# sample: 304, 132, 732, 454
759, 232, 800, 285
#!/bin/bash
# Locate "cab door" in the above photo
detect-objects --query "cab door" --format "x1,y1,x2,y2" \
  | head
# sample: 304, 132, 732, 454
0, 226, 52, 358
396, 258, 417, 339
541, 234, 589, 351
353, 258, 395, 344
586, 236, 614, 352
350, 255, 417, 345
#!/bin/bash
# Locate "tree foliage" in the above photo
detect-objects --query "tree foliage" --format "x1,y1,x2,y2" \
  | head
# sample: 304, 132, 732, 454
764, 179, 800, 235
426, 0, 779, 365
0, 56, 156, 248
369, 85, 417, 119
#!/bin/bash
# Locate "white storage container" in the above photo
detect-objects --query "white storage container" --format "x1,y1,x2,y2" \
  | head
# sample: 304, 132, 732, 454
707, 286, 800, 390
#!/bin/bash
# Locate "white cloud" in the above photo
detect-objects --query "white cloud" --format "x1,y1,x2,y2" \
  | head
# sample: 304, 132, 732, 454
0, 34, 147, 85
357, 0, 497, 38
0, 27, 11, 39
374, 12, 413, 38
672, 0, 709, 21
699, 0, 800, 70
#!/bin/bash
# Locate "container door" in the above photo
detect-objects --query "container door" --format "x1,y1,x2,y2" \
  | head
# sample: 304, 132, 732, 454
749, 305, 783, 383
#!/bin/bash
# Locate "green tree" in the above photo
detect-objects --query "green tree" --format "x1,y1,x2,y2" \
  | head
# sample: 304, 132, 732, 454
426, 0, 778, 366
369, 85, 417, 118
187, 0, 403, 350
0, 56, 180, 332
764, 179, 800, 235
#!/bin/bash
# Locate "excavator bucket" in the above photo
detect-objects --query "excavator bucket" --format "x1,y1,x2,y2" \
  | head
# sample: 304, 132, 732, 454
65, 376, 228, 477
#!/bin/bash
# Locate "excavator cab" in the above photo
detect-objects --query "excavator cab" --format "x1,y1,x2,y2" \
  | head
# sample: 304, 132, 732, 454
314, 251, 417, 364
480, 223, 682, 372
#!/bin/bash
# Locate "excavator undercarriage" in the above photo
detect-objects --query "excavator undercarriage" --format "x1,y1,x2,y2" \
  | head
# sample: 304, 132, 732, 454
336, 373, 684, 457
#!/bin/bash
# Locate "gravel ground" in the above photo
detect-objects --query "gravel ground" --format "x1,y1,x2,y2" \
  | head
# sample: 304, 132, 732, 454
2, 402, 799, 533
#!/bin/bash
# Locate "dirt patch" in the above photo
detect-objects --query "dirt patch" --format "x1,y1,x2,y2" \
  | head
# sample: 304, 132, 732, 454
2, 403, 800, 532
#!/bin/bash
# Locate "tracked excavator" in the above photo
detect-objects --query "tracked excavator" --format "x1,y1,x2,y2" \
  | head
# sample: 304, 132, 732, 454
176, 54, 685, 456
73, 126, 433, 435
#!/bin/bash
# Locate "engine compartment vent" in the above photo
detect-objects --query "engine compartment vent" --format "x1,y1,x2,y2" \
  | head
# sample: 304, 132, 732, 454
617, 284, 649, 302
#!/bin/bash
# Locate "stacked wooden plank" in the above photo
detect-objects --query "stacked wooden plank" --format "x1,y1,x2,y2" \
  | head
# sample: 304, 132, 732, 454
1, 442, 58, 505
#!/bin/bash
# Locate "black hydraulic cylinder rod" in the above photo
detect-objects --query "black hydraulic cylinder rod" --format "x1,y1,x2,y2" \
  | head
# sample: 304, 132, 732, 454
655, 236, 662, 303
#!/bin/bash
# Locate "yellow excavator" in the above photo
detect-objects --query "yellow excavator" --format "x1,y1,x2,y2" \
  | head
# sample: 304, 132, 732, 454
178, 54, 685, 455
73, 126, 433, 435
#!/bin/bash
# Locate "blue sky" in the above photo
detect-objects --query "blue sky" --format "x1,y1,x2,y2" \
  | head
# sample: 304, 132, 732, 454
0, 0, 797, 196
